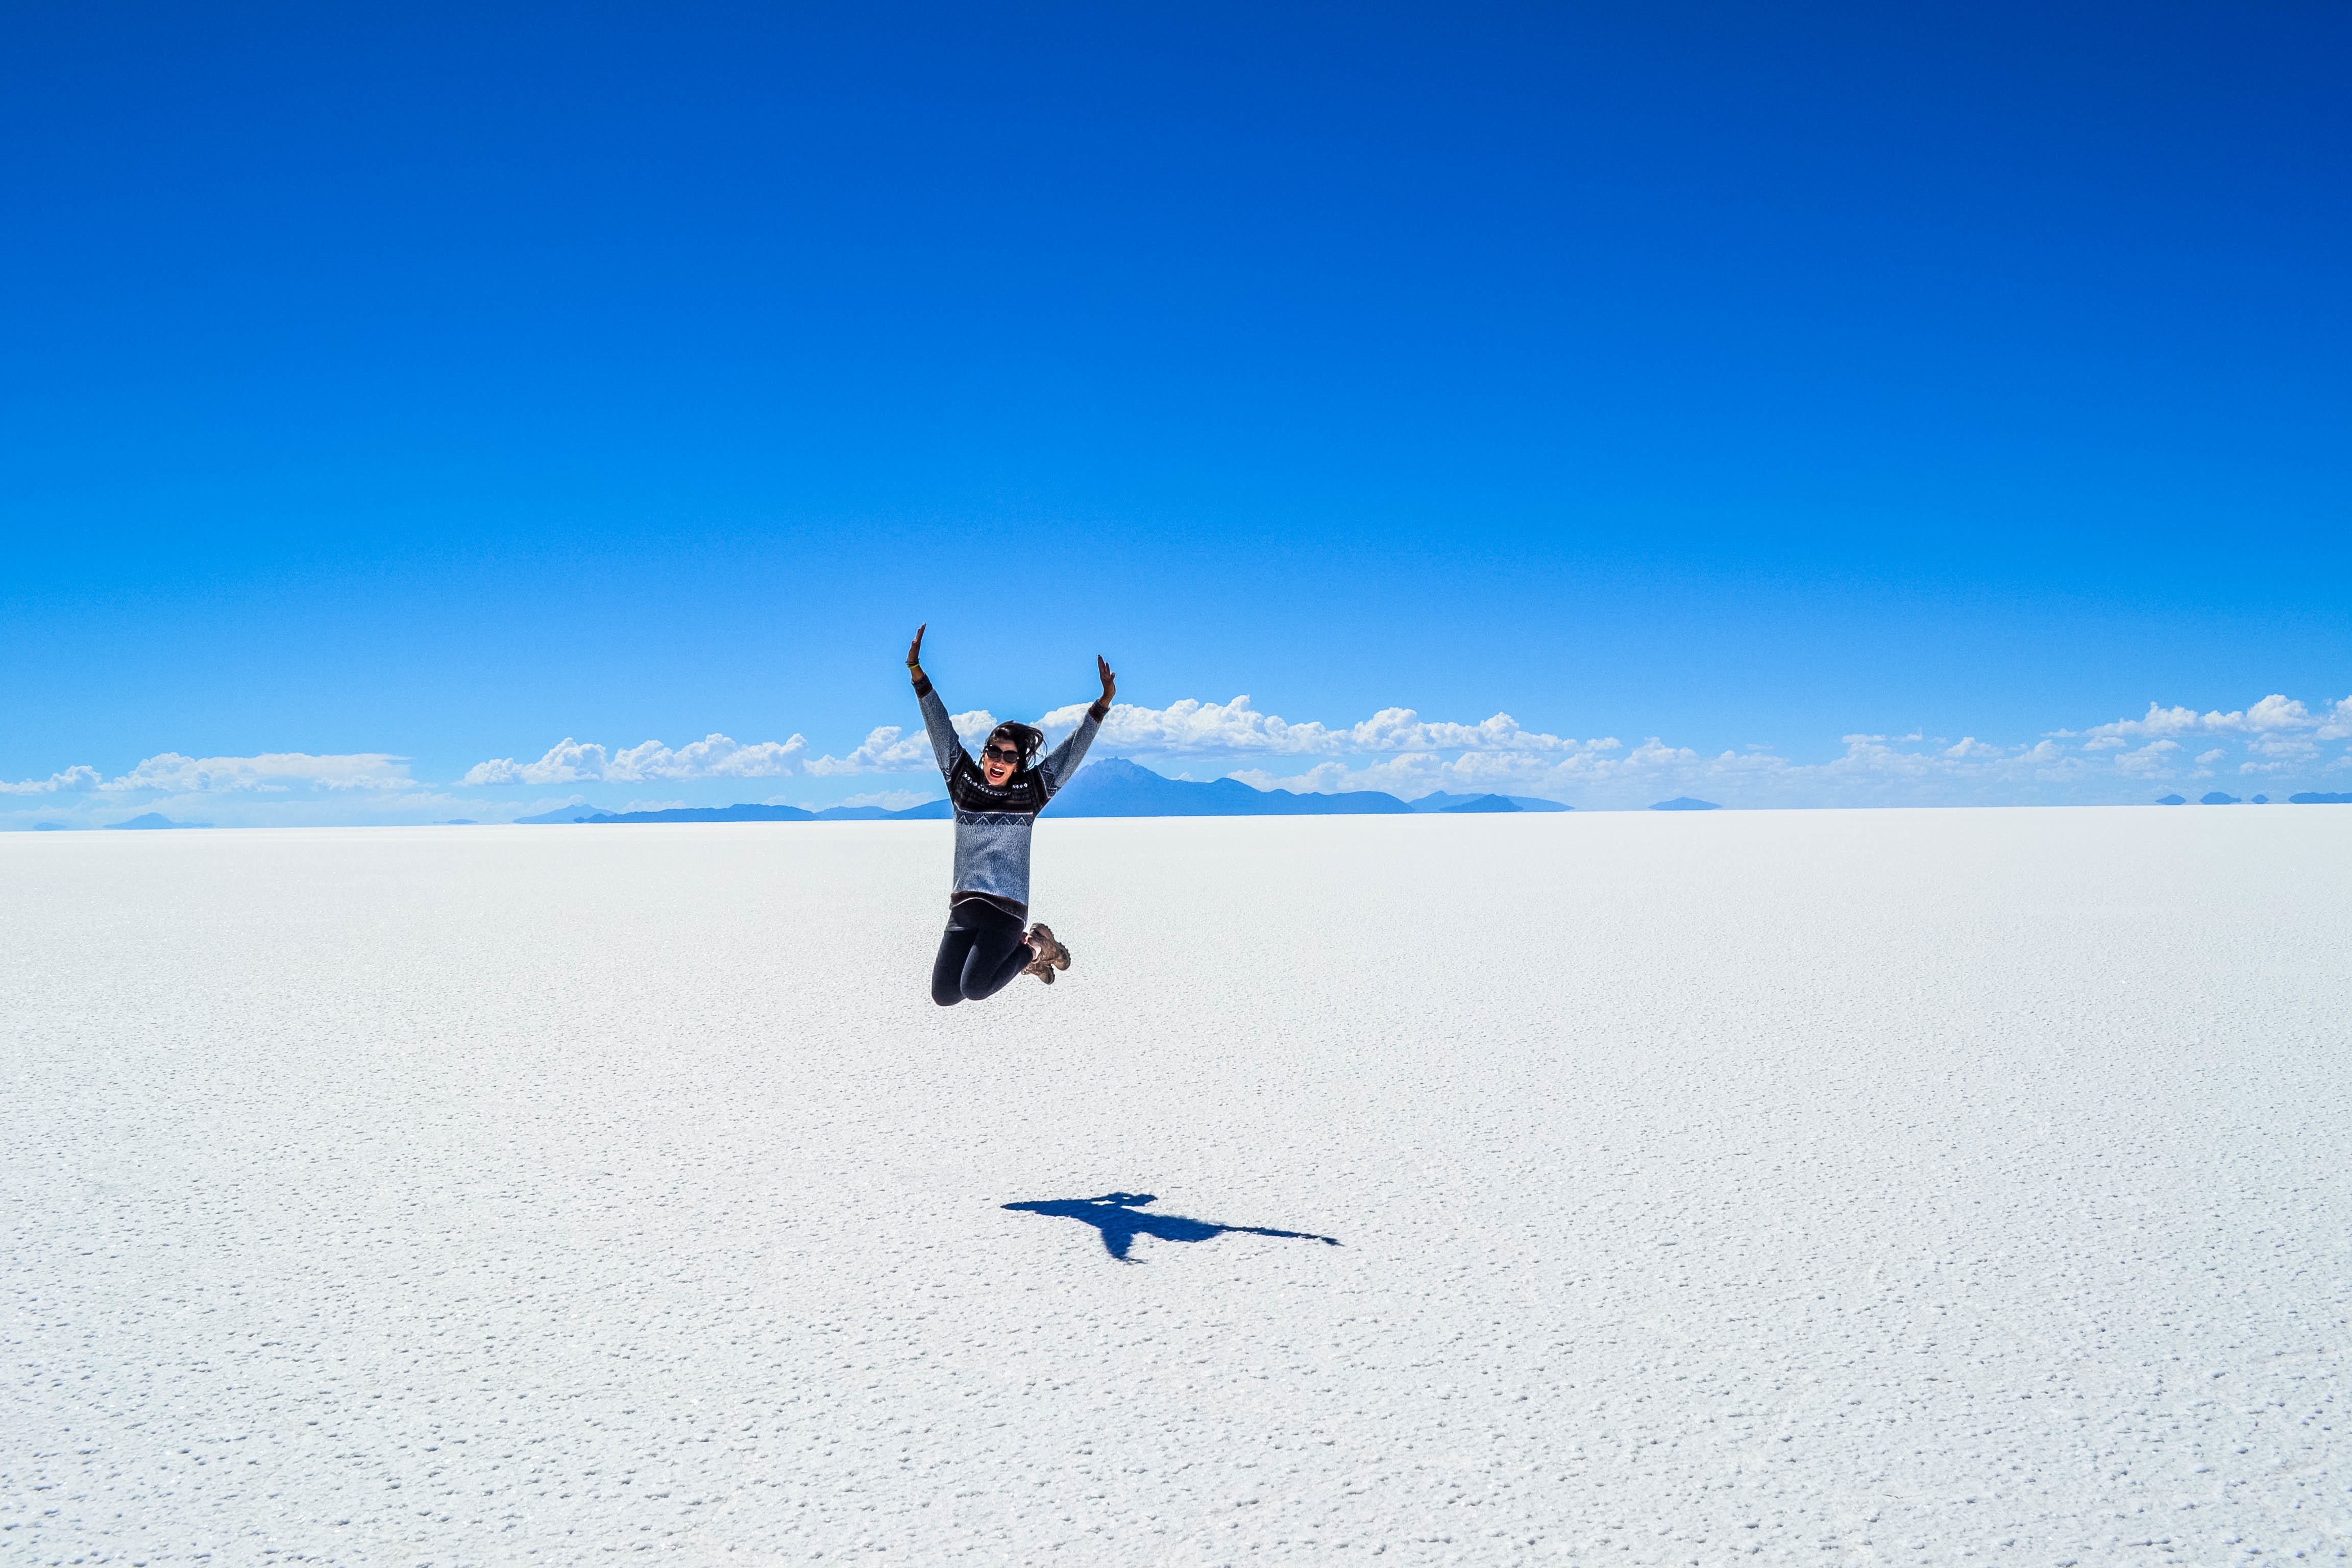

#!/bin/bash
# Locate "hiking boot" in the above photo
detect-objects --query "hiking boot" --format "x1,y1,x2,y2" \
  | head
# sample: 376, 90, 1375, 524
1028, 923, 1073, 971
1024, 950, 1057, 985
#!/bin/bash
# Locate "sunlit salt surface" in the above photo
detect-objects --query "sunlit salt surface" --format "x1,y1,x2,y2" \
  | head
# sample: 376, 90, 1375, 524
6, 810, 2347, 1564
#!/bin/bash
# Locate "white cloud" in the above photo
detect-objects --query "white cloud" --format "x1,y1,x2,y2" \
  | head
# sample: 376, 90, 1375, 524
2113, 740, 2184, 779
1, 764, 102, 796
1035, 690, 2352, 806
2078, 704, 2201, 739
461, 741, 600, 786
1036, 696, 1621, 765
2240, 695, 2317, 731
444, 689, 2335, 813
1227, 715, 2330, 807
128, 751, 414, 792
464, 720, 982, 786
20, 689, 2352, 827
1174, 692, 2320, 807
2079, 694, 2351, 742
623, 734, 809, 779
4, 752, 412, 796
462, 732, 809, 786
802, 726, 933, 776
1037, 695, 1338, 755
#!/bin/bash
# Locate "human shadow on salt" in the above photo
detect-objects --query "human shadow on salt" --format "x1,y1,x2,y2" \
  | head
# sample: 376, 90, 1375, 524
1003, 1191, 1341, 1262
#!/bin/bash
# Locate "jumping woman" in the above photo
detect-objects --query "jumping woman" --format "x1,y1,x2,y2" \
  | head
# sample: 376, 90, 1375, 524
907, 624, 1114, 1006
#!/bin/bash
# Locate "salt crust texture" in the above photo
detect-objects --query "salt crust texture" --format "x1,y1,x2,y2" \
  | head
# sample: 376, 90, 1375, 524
4, 810, 2346, 1566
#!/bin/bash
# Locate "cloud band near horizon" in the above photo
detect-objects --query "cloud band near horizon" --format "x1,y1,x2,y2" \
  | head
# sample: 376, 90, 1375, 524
6, 693, 2349, 826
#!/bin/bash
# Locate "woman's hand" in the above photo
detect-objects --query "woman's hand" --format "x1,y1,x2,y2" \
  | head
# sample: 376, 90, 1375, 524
1092, 654, 1116, 717
906, 624, 927, 682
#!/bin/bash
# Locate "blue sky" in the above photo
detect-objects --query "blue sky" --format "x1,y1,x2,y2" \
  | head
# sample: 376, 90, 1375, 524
4, 2, 2347, 823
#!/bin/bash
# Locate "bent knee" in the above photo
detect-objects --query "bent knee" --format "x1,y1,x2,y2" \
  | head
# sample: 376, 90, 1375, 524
930, 984, 963, 1008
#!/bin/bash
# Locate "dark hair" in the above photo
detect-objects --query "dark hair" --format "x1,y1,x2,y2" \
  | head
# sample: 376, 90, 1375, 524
986, 722, 1046, 770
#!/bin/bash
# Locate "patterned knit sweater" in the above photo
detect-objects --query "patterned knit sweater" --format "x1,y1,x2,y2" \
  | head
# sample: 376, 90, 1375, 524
916, 680, 1102, 920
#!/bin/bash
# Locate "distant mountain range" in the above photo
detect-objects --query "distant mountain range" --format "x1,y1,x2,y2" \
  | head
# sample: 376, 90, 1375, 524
527, 758, 1576, 824
1050, 758, 1413, 817
514, 804, 603, 823
520, 801, 943, 824
1408, 791, 1572, 814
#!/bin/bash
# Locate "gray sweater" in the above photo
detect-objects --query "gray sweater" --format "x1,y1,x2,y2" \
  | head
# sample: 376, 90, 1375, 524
918, 683, 1102, 919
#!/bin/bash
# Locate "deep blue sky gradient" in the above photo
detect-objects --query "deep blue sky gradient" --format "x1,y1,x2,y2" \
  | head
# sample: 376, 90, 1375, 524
5, 1, 2346, 788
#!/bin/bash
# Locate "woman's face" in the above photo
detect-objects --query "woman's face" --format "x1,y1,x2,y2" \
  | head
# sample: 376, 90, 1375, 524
980, 735, 1022, 787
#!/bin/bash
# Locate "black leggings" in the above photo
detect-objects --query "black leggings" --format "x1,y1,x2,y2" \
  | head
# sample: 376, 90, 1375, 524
930, 900, 1033, 1006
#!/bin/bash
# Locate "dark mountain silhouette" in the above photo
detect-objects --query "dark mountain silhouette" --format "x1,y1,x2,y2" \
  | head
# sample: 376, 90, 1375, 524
570, 800, 945, 823
2201, 792, 2240, 805
1438, 794, 1520, 813
818, 801, 949, 820
522, 760, 1582, 824
581, 803, 815, 823
107, 813, 209, 829
503, 780, 2352, 824
1003, 1192, 1341, 1262
514, 802, 606, 824
1045, 757, 1411, 816
1410, 791, 1570, 813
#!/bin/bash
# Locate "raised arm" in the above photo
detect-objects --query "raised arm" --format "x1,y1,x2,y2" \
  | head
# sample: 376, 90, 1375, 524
1039, 654, 1117, 796
905, 624, 966, 778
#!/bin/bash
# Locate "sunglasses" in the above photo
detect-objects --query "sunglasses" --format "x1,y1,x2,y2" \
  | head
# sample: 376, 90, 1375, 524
982, 744, 1025, 764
